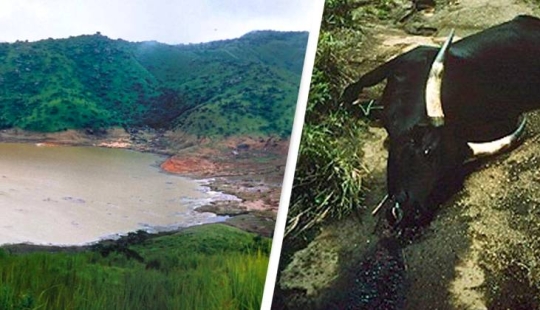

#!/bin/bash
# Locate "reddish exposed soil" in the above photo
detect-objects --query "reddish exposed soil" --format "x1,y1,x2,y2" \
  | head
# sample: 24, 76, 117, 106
161, 157, 218, 175
160, 135, 289, 237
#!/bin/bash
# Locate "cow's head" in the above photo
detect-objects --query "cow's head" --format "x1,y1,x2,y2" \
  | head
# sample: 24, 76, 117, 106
343, 31, 526, 229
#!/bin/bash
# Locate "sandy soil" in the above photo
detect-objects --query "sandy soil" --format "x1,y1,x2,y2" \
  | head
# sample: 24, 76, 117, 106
277, 1, 540, 309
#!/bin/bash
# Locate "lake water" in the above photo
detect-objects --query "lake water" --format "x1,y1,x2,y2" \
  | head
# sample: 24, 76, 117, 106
0, 143, 228, 246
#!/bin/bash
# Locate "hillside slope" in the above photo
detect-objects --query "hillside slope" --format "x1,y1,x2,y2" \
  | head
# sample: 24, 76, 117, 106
0, 31, 308, 136
134, 31, 308, 136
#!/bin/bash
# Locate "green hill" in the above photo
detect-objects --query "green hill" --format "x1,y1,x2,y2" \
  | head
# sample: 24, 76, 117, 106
0, 31, 308, 136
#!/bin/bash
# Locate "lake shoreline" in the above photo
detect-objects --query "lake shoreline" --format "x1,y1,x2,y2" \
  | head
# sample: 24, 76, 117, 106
0, 127, 286, 247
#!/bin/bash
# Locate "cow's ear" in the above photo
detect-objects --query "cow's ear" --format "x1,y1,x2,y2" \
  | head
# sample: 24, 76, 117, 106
341, 81, 364, 105
340, 56, 401, 105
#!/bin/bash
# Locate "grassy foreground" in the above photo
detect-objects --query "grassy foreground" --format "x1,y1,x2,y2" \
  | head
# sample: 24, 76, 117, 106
0, 224, 270, 310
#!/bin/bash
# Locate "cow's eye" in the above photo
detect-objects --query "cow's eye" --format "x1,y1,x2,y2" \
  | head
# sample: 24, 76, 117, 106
423, 148, 431, 156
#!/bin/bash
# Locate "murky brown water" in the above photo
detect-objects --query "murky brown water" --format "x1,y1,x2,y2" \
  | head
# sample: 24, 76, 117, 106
0, 143, 226, 245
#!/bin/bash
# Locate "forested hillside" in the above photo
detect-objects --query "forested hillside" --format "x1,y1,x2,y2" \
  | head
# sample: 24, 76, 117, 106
0, 31, 307, 136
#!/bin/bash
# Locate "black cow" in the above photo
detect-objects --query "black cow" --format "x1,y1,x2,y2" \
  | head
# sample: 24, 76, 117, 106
342, 15, 540, 229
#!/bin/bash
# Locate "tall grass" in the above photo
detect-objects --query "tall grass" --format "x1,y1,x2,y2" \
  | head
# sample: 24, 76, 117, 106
285, 0, 369, 237
285, 0, 404, 237
0, 226, 270, 310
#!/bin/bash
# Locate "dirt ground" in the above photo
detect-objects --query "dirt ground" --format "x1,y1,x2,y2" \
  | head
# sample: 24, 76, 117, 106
277, 1, 540, 309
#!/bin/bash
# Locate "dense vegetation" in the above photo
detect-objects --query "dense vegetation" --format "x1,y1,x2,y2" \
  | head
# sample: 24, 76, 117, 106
0, 224, 271, 310
285, 0, 400, 236
0, 31, 307, 136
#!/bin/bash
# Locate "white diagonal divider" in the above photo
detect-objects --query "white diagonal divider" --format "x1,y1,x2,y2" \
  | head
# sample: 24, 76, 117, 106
261, 1, 326, 309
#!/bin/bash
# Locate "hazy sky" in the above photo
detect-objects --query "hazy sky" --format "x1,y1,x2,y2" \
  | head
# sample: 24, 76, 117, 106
0, 0, 321, 44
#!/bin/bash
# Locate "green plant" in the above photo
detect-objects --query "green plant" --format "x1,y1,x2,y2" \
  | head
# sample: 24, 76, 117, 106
0, 31, 307, 137
0, 225, 271, 310
285, 0, 374, 237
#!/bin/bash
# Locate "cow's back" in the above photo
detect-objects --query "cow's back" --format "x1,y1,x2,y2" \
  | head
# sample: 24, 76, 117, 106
443, 15, 540, 141
452, 15, 540, 60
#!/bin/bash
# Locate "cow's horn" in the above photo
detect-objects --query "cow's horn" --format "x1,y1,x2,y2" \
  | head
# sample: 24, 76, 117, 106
425, 29, 455, 127
468, 117, 526, 158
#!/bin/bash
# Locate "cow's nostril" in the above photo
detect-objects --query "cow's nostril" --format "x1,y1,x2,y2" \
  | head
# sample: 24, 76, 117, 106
392, 202, 403, 223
